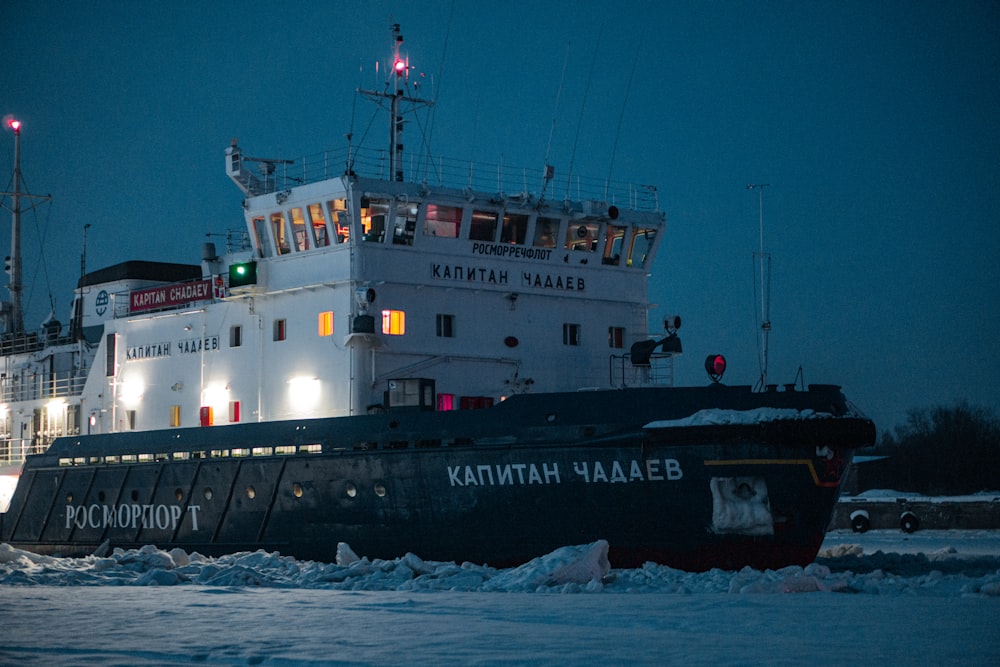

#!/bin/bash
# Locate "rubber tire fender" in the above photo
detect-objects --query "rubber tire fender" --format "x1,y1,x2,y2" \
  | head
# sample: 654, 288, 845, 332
850, 509, 870, 533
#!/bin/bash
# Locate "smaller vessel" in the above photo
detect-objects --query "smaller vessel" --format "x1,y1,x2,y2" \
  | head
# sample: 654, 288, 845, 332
0, 26, 875, 570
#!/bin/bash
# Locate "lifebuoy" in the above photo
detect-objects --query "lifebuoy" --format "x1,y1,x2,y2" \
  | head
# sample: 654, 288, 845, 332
900, 511, 920, 533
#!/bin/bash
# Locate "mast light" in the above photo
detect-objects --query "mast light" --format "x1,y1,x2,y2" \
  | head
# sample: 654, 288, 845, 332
6, 118, 20, 134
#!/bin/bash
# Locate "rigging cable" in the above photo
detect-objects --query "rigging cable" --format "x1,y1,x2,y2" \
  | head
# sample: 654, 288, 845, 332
419, 0, 455, 183
564, 25, 604, 201
540, 42, 571, 199
607, 29, 644, 189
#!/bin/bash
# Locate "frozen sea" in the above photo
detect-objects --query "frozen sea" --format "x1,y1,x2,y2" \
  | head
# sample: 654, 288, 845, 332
1, 531, 999, 666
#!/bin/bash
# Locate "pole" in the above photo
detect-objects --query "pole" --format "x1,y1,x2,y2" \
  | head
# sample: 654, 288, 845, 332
8, 120, 24, 335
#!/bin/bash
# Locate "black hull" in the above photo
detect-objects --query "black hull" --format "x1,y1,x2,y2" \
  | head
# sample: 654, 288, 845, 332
0, 384, 875, 571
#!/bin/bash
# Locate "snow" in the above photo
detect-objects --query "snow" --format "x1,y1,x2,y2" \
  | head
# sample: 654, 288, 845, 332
843, 489, 1000, 503
645, 407, 832, 429
1, 531, 999, 665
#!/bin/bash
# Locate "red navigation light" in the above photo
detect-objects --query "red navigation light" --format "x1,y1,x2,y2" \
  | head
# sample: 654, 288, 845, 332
7, 119, 21, 134
705, 354, 727, 383
394, 59, 406, 76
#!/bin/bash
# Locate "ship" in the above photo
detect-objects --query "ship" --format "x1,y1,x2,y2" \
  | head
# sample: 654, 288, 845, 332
0, 26, 875, 571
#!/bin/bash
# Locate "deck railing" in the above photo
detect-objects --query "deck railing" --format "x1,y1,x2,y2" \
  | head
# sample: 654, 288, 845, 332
244, 145, 661, 212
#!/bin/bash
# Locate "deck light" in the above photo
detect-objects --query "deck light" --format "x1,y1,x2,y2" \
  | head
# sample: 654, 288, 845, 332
705, 354, 727, 383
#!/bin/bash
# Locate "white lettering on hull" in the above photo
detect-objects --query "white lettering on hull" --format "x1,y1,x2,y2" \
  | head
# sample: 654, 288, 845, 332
65, 504, 201, 531
447, 459, 682, 487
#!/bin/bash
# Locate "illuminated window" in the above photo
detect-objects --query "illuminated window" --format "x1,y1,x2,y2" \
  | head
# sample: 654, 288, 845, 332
230, 325, 242, 347
424, 204, 462, 238
308, 203, 329, 247
437, 393, 455, 411
170, 405, 181, 427
608, 326, 625, 349
470, 210, 499, 242
603, 225, 626, 265
628, 227, 657, 267
318, 311, 334, 336
329, 199, 350, 243
436, 314, 454, 338
360, 198, 390, 243
291, 207, 310, 251
566, 220, 600, 252
563, 323, 581, 346
500, 213, 529, 244
274, 319, 286, 341
382, 309, 405, 335
392, 201, 417, 245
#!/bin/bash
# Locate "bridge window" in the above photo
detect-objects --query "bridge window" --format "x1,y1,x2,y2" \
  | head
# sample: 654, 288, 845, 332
252, 216, 273, 257
424, 204, 462, 238
271, 212, 291, 254
470, 210, 499, 242
392, 201, 417, 245
603, 225, 626, 265
361, 198, 390, 243
329, 199, 350, 243
566, 220, 600, 252
500, 212, 529, 244
533, 217, 559, 247
273, 319, 286, 341
308, 203, 330, 247
629, 227, 657, 267
290, 207, 310, 251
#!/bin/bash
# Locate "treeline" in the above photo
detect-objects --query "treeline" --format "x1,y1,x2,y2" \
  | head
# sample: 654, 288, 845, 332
869, 402, 1000, 495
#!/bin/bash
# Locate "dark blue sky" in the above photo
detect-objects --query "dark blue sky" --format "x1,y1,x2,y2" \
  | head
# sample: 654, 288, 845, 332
3, 1, 998, 434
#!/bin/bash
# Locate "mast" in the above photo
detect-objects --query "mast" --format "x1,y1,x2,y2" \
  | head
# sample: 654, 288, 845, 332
357, 24, 434, 183
1, 118, 52, 336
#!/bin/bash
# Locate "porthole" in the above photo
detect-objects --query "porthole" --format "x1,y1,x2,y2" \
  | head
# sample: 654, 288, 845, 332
345, 482, 357, 498
374, 483, 386, 497
204, 487, 214, 501
97, 491, 106, 502
545, 413, 557, 423
246, 485, 256, 500
66, 492, 73, 503
292, 483, 303, 498
131, 490, 139, 502
175, 488, 184, 502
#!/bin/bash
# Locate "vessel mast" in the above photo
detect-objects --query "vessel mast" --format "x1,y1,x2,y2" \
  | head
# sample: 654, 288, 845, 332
1, 119, 50, 336
357, 24, 433, 183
